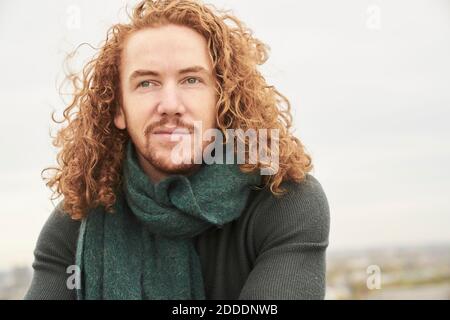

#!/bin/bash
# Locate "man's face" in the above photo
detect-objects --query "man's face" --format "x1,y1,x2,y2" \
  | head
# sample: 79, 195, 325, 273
115, 24, 218, 182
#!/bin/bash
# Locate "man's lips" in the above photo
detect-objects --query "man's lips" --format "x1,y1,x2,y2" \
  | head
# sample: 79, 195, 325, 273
151, 127, 192, 142
153, 127, 192, 134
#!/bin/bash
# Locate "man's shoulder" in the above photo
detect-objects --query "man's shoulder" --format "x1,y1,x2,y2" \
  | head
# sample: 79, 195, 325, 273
26, 202, 81, 300
35, 201, 81, 257
256, 173, 330, 217
46, 202, 82, 232
251, 173, 330, 252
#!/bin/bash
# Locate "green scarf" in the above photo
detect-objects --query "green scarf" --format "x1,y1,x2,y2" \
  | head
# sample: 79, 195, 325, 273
75, 139, 261, 299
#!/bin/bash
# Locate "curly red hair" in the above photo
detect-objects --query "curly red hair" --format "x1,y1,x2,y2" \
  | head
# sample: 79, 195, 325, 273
43, 0, 314, 219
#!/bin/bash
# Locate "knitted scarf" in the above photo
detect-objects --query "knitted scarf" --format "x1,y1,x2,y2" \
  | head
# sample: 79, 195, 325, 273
75, 139, 261, 299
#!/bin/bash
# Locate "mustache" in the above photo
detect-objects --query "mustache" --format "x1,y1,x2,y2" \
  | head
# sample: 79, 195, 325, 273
144, 118, 195, 136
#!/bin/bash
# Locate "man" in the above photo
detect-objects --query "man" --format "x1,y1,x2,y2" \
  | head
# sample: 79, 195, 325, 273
25, 0, 330, 300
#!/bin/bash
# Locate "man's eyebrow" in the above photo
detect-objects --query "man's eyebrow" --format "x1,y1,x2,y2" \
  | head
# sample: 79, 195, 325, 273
129, 65, 210, 81
179, 65, 209, 75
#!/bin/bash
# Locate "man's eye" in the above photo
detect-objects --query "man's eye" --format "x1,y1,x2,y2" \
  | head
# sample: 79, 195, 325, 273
185, 77, 201, 84
139, 80, 152, 88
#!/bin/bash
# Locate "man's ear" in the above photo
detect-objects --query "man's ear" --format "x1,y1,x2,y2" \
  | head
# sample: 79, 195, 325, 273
114, 106, 126, 130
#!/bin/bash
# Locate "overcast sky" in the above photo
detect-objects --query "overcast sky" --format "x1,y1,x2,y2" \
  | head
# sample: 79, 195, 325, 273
0, 0, 449, 269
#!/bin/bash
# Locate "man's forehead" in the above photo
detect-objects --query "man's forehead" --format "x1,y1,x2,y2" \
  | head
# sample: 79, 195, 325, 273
121, 28, 213, 76
124, 36, 202, 57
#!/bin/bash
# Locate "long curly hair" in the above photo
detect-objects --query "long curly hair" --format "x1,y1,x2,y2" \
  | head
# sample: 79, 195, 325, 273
44, 0, 314, 219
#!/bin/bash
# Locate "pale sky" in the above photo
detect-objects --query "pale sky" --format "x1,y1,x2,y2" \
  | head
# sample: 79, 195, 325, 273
0, 0, 449, 270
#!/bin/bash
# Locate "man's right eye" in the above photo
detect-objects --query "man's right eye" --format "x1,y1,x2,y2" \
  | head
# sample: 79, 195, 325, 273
139, 80, 152, 88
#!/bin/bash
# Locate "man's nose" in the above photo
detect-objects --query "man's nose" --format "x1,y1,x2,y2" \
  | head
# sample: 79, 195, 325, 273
156, 83, 185, 116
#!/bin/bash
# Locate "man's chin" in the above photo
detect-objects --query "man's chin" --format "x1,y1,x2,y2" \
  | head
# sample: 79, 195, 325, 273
151, 160, 200, 176
136, 143, 201, 177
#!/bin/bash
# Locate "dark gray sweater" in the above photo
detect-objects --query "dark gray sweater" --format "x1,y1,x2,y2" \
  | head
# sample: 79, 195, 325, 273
24, 174, 330, 300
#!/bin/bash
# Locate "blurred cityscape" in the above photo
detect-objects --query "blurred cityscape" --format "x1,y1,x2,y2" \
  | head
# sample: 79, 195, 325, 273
0, 266, 32, 300
326, 244, 450, 299
1, 244, 449, 300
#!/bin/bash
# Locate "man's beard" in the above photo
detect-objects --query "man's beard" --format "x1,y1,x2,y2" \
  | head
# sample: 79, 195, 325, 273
132, 117, 205, 176
142, 145, 200, 175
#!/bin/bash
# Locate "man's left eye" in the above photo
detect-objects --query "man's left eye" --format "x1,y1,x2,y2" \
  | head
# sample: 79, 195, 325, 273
185, 77, 200, 84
